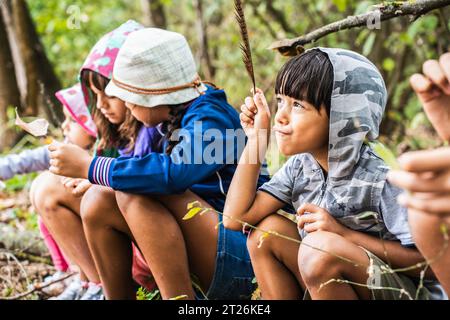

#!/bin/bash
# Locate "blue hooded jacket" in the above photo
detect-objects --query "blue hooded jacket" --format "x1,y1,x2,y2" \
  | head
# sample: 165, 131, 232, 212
88, 86, 269, 211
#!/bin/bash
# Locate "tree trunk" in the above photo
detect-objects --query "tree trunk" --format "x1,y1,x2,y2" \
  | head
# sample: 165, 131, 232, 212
11, 0, 63, 124
141, 0, 167, 28
194, 0, 215, 80
0, 6, 22, 150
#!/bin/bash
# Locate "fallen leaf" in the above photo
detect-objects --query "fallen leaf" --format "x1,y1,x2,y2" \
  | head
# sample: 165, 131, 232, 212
15, 108, 49, 137
183, 207, 202, 220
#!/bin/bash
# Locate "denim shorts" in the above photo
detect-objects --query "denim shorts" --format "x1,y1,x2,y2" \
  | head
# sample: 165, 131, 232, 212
195, 215, 255, 300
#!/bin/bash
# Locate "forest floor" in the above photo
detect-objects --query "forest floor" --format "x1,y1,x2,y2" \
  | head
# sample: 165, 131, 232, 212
0, 174, 65, 300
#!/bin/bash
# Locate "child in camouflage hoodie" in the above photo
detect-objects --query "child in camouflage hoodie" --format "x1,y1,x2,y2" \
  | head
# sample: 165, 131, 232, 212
223, 48, 447, 300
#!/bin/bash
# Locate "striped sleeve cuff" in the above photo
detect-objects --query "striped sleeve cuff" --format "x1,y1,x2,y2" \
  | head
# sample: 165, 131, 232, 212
88, 156, 115, 187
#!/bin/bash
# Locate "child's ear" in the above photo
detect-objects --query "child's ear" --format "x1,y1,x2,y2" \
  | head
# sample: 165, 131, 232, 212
320, 103, 329, 118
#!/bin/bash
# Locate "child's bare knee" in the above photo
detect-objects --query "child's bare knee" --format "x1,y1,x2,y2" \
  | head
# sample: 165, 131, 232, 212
80, 185, 112, 224
115, 191, 144, 215
32, 172, 61, 212
247, 215, 284, 255
247, 228, 267, 255
298, 232, 339, 284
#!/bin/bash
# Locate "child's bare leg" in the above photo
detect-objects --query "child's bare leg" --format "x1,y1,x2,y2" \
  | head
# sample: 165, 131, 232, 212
115, 190, 218, 300
298, 231, 371, 300
79, 271, 88, 282
32, 172, 99, 283
408, 209, 450, 295
247, 214, 304, 299
80, 185, 137, 299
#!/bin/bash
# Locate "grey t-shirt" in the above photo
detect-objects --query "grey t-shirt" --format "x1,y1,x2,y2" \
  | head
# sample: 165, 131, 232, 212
259, 155, 448, 300
259, 155, 413, 245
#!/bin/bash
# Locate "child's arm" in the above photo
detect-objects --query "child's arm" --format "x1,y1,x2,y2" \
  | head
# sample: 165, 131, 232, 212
297, 201, 431, 278
344, 229, 431, 278
48, 101, 257, 194
0, 146, 50, 180
388, 52, 450, 217
223, 90, 285, 230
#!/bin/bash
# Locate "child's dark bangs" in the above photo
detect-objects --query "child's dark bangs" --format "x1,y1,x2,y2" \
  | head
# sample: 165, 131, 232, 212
81, 70, 109, 92
275, 49, 333, 114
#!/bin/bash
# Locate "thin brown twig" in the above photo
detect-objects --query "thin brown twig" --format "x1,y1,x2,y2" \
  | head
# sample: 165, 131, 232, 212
0, 272, 76, 300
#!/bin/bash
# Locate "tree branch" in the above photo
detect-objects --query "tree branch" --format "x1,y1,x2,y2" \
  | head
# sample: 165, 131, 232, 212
0, 272, 76, 300
269, 0, 450, 55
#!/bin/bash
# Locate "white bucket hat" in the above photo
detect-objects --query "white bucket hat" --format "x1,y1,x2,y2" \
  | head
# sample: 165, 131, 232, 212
105, 28, 207, 108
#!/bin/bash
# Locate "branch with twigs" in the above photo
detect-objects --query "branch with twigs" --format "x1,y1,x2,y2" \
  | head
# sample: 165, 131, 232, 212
269, 0, 450, 56
0, 272, 76, 300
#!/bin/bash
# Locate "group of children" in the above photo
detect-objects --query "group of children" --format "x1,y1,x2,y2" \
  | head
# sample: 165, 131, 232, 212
0, 19, 449, 300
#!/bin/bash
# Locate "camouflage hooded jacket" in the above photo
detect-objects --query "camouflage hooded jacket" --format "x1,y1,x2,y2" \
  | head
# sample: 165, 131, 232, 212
261, 47, 407, 242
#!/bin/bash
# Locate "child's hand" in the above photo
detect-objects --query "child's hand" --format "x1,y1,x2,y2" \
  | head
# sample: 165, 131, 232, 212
48, 142, 92, 179
72, 179, 92, 197
297, 203, 348, 236
410, 52, 450, 142
61, 177, 92, 197
387, 147, 450, 217
240, 88, 271, 139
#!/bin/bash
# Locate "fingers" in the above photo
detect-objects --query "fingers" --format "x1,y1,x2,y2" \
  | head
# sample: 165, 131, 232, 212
47, 140, 63, 152
239, 112, 254, 127
387, 170, 450, 193
73, 181, 91, 197
64, 179, 79, 189
253, 92, 271, 115
303, 222, 321, 233
439, 53, 450, 85
297, 203, 324, 216
423, 59, 450, 95
244, 96, 257, 114
397, 147, 450, 172
49, 165, 60, 175
297, 213, 319, 230
398, 192, 450, 216
241, 102, 256, 118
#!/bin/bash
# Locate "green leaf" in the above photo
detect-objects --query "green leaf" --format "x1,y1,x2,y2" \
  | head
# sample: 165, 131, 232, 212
363, 33, 376, 56
183, 207, 203, 220
369, 141, 400, 170
187, 200, 201, 210
382, 58, 395, 72
332, 0, 347, 12
357, 211, 378, 221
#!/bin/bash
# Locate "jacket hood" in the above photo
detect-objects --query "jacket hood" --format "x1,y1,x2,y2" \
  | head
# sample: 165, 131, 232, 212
79, 20, 144, 108
313, 47, 387, 183
55, 83, 97, 137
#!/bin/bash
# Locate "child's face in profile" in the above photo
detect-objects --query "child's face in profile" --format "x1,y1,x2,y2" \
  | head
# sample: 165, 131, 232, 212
89, 81, 127, 125
61, 108, 94, 149
274, 94, 329, 156
124, 102, 170, 127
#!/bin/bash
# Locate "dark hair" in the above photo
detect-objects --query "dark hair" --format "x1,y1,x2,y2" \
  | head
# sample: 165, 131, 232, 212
161, 82, 219, 154
161, 102, 191, 154
80, 70, 141, 152
275, 49, 333, 116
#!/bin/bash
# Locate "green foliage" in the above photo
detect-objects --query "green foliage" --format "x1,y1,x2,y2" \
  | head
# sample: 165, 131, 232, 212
136, 287, 161, 300
27, 0, 142, 87
368, 140, 399, 169
25, 0, 450, 157
3, 172, 38, 192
